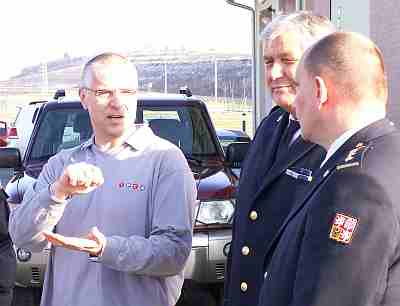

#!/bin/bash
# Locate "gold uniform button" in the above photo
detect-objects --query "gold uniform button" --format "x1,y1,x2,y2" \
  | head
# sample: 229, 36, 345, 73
241, 246, 250, 256
240, 282, 248, 292
249, 211, 258, 221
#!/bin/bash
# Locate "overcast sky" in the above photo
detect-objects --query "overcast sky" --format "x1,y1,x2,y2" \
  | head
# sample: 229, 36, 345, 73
0, 0, 253, 80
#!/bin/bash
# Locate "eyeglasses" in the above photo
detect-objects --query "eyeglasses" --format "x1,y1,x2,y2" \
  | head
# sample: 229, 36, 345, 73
82, 87, 137, 101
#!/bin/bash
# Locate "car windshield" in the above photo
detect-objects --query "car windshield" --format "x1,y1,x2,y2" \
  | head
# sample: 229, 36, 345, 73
142, 105, 218, 157
28, 103, 218, 161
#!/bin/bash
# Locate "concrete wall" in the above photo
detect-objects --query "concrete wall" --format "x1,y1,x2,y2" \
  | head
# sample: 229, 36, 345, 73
370, 0, 400, 125
304, 0, 330, 17
278, 0, 296, 13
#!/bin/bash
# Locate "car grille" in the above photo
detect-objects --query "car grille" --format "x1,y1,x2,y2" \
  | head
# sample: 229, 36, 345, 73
31, 267, 41, 284
215, 263, 225, 280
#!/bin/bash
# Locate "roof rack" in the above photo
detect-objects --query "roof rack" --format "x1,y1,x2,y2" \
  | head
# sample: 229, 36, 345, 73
179, 86, 192, 97
28, 100, 47, 105
54, 89, 66, 100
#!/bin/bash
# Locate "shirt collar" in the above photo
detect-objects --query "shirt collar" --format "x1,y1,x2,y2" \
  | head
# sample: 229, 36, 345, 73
80, 124, 154, 152
320, 116, 385, 168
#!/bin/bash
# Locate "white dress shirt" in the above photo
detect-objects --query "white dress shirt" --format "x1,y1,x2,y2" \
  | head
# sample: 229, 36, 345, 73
320, 117, 385, 168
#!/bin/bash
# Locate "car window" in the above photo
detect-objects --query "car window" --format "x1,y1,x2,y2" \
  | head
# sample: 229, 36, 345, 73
29, 103, 218, 161
30, 109, 92, 160
143, 105, 218, 157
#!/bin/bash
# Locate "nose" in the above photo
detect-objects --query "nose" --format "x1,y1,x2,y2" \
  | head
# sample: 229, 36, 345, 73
108, 91, 125, 110
269, 62, 284, 80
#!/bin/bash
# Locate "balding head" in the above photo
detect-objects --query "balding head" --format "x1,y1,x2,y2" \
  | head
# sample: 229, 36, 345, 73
294, 32, 388, 149
304, 32, 388, 104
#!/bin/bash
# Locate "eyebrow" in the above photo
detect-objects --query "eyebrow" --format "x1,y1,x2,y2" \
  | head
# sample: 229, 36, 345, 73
264, 52, 300, 61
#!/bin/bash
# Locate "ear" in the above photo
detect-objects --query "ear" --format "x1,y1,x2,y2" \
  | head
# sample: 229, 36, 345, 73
314, 76, 328, 109
79, 88, 88, 110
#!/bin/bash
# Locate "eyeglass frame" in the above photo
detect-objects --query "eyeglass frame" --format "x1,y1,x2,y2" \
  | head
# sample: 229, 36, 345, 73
81, 87, 137, 101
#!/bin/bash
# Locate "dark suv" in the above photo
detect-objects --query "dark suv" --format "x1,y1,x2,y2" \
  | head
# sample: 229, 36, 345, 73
1, 91, 248, 306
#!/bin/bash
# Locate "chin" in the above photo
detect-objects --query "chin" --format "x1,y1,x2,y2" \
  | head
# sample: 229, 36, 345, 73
272, 95, 295, 113
107, 128, 125, 138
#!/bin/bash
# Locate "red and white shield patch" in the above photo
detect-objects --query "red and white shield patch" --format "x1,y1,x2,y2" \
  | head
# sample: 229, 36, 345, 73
329, 213, 358, 244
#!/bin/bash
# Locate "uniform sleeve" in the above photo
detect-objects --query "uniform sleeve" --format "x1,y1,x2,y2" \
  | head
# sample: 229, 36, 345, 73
99, 147, 197, 276
8, 154, 69, 252
291, 171, 399, 306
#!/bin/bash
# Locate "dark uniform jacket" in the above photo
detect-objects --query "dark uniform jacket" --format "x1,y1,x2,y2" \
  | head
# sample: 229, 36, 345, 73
224, 107, 325, 306
258, 118, 400, 306
0, 186, 16, 306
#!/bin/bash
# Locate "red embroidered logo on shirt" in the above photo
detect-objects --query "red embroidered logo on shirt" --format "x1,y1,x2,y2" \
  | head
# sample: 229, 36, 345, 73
118, 182, 145, 191
329, 213, 358, 244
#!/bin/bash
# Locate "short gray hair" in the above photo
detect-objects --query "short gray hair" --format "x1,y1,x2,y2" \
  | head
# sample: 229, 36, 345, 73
260, 11, 336, 50
80, 52, 138, 88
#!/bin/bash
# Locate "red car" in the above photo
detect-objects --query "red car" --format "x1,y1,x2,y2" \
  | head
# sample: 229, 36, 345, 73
0, 121, 8, 147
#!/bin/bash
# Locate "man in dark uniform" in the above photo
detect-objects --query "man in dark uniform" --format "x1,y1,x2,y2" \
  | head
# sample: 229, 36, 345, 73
259, 32, 400, 306
0, 182, 16, 306
223, 12, 335, 306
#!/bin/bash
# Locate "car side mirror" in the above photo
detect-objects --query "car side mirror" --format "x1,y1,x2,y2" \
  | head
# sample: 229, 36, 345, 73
0, 147, 22, 169
225, 142, 250, 168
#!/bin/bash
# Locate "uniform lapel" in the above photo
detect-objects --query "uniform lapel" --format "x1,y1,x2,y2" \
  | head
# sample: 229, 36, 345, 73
251, 112, 290, 191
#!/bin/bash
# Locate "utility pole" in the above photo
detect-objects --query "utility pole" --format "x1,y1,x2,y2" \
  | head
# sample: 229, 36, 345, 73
164, 61, 168, 93
214, 57, 218, 103
40, 62, 48, 96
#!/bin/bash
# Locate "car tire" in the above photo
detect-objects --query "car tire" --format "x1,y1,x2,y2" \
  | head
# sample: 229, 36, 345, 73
176, 280, 217, 306
11, 287, 41, 306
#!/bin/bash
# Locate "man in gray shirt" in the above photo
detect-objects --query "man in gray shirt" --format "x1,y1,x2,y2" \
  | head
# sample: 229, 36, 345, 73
9, 52, 197, 306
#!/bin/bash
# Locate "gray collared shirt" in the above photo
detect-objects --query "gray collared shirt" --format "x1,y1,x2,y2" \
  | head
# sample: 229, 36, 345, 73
9, 125, 197, 306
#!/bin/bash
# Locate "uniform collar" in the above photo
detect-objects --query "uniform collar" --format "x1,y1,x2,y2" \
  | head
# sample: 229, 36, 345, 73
320, 116, 386, 168
80, 124, 154, 152
320, 117, 395, 170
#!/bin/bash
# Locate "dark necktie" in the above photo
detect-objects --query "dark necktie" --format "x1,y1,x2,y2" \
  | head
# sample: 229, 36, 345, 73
277, 119, 300, 158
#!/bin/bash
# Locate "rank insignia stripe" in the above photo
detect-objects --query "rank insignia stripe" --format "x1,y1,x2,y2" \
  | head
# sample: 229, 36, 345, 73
329, 213, 358, 244
285, 168, 313, 182
336, 162, 360, 170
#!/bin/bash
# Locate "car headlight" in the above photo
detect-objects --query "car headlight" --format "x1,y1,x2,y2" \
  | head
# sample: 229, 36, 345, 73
195, 200, 235, 225
16, 248, 32, 262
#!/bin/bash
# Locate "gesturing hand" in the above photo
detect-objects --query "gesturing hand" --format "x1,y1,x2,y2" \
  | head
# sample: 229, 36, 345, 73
43, 227, 106, 256
51, 162, 104, 201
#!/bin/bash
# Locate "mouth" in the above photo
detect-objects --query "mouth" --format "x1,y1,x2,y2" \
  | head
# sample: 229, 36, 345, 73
271, 84, 292, 90
107, 115, 124, 119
